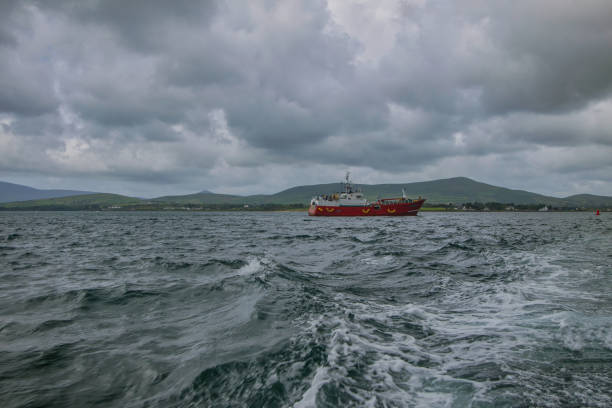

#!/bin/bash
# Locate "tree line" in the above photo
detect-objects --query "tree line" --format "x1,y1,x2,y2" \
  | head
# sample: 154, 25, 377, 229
424, 202, 586, 211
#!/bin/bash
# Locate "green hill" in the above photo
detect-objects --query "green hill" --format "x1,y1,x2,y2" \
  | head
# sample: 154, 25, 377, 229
0, 194, 143, 210
151, 177, 612, 207
2, 177, 611, 210
152, 192, 266, 205
0, 181, 96, 203
560, 194, 612, 208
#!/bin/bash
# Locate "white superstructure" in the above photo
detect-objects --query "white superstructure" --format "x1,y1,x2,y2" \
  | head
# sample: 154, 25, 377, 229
310, 172, 368, 207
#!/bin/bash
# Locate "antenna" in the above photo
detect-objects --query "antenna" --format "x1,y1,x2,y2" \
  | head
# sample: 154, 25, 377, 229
343, 171, 351, 194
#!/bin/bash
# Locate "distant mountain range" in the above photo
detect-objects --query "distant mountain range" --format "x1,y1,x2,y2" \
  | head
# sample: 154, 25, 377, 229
2, 177, 612, 209
152, 177, 612, 208
0, 181, 95, 203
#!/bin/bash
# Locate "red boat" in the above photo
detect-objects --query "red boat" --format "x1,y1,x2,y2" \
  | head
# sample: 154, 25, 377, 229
308, 173, 425, 217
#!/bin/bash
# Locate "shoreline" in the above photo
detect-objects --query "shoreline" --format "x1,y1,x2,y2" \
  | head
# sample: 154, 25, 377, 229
0, 208, 606, 213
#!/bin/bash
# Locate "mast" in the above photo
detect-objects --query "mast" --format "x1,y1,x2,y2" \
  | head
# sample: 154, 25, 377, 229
344, 171, 352, 193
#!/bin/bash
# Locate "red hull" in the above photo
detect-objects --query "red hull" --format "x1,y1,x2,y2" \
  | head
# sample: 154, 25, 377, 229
308, 199, 425, 216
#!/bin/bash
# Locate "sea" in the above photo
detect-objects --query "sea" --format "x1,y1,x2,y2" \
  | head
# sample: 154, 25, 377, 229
1, 211, 610, 407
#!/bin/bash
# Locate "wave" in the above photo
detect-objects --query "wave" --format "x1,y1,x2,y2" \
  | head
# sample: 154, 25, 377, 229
1, 212, 611, 407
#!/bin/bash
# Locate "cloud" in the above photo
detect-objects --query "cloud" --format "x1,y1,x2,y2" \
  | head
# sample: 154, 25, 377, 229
1, 0, 612, 197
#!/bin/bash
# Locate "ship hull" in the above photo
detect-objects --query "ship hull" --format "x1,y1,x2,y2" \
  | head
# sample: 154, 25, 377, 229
308, 199, 425, 216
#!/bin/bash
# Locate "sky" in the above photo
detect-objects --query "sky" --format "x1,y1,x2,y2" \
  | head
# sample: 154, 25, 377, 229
1, 0, 612, 198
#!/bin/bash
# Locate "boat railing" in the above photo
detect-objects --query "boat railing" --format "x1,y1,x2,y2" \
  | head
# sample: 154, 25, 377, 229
379, 197, 416, 204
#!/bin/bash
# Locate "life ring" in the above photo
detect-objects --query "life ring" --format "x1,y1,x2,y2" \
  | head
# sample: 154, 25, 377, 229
387, 208, 396, 214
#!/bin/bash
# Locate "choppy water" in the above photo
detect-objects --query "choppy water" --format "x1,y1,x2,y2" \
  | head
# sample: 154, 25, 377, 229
1, 211, 611, 407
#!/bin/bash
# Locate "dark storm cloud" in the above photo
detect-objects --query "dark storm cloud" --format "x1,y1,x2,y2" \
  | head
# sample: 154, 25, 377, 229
39, 0, 219, 52
0, 1, 59, 116
0, 28, 18, 47
67, 80, 190, 128
0, 70, 58, 116
478, 1, 612, 114
1, 0, 612, 196
379, 0, 612, 116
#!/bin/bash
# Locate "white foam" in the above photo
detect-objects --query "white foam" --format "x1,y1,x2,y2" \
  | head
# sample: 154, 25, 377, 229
604, 328, 612, 350
293, 240, 610, 406
555, 314, 612, 352
294, 300, 465, 406
235, 257, 266, 277
361, 255, 394, 266
293, 366, 329, 408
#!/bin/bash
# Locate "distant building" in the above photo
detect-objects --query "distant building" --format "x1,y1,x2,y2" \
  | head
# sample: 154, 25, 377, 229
538, 206, 549, 212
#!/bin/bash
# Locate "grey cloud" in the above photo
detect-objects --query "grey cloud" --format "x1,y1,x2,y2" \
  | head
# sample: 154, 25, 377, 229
0, 72, 58, 116
68, 84, 189, 128
0, 28, 18, 47
381, 1, 612, 117
0, 50, 58, 116
38, 0, 219, 52
1, 0, 612, 196
156, 50, 243, 88
481, 1, 612, 111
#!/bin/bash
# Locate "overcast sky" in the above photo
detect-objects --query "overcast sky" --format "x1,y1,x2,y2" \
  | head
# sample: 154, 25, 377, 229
1, 0, 611, 198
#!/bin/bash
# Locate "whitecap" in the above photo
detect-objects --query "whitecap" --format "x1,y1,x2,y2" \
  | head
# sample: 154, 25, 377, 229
235, 257, 267, 277
293, 366, 329, 408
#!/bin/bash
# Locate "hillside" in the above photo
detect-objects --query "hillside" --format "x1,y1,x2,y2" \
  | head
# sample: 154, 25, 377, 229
0, 194, 143, 210
2, 177, 611, 210
0, 181, 95, 203
151, 177, 612, 207
560, 194, 612, 208
152, 192, 266, 205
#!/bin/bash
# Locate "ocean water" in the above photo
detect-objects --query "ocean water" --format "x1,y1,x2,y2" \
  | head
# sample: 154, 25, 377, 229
1, 211, 611, 407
